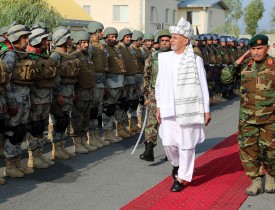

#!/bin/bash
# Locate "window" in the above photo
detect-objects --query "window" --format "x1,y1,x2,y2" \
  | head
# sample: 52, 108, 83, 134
150, 6, 156, 22
173, 10, 176, 24
113, 5, 128, 22
165, 9, 169, 23
187, 11, 200, 25
83, 5, 90, 15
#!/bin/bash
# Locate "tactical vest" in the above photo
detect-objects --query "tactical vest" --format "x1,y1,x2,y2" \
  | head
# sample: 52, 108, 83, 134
131, 46, 145, 74
213, 45, 222, 65
91, 42, 108, 73
105, 45, 126, 74
193, 47, 202, 57
0, 61, 9, 85
206, 45, 216, 64
141, 45, 152, 59
200, 46, 209, 65
54, 50, 80, 84
117, 44, 138, 75
71, 51, 96, 89
12, 51, 38, 86
221, 47, 231, 66
32, 54, 57, 88
240, 56, 275, 124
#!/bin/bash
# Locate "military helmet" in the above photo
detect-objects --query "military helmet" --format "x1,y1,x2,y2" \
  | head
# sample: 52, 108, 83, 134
8, 24, 31, 43
244, 38, 249, 46
212, 34, 220, 40
131, 30, 144, 41
87, 21, 104, 34
29, 28, 50, 46
73, 31, 90, 43
32, 22, 47, 31
191, 35, 200, 41
0, 26, 10, 36
144, 33, 154, 41
103, 27, 118, 38
52, 28, 71, 46
220, 36, 227, 42
118, 28, 132, 41
206, 34, 213, 40
199, 34, 207, 41
47, 35, 52, 41
52, 26, 66, 34
153, 31, 160, 43
157, 29, 171, 43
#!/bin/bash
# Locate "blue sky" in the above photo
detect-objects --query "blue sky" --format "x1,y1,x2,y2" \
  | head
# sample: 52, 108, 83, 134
238, 0, 274, 33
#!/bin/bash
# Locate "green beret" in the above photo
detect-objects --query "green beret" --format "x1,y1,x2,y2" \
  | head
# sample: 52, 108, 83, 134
248, 34, 268, 47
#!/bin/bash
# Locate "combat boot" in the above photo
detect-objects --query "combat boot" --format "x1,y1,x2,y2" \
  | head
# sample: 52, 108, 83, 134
4, 158, 24, 178
139, 141, 156, 162
51, 142, 70, 160
87, 131, 103, 148
28, 150, 49, 169
103, 129, 119, 143
61, 140, 76, 158
0, 177, 6, 185
82, 136, 97, 152
128, 117, 141, 133
37, 148, 55, 166
116, 122, 131, 138
213, 94, 227, 103
73, 137, 89, 154
245, 176, 263, 196
112, 130, 123, 141
265, 173, 275, 193
137, 116, 144, 129
47, 123, 53, 142
95, 129, 110, 146
0, 136, 4, 158
15, 156, 34, 175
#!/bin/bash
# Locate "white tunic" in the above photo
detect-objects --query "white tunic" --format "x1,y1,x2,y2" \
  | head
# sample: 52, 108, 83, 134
156, 53, 209, 149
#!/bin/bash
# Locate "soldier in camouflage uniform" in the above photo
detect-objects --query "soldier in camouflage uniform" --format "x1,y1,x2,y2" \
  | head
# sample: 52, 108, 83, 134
50, 28, 78, 160
86, 21, 110, 147
70, 31, 98, 153
237, 38, 247, 57
116, 28, 140, 137
221, 34, 275, 196
141, 33, 154, 59
1, 24, 35, 178
26, 28, 56, 169
140, 29, 171, 162
101, 27, 126, 143
191, 35, 202, 57
130, 30, 145, 131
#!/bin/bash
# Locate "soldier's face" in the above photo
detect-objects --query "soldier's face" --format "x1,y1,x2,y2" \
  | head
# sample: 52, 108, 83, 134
221, 41, 226, 47
207, 40, 213, 45
66, 36, 73, 47
250, 45, 269, 62
80, 40, 89, 52
239, 43, 245, 47
137, 38, 143, 47
159, 36, 171, 51
97, 29, 103, 39
123, 35, 132, 46
41, 37, 48, 48
145, 40, 153, 48
213, 40, 219, 45
107, 34, 117, 46
19, 35, 29, 50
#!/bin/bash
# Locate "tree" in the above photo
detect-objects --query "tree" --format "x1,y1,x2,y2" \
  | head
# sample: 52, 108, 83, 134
0, 0, 64, 31
243, 0, 265, 36
212, 0, 243, 36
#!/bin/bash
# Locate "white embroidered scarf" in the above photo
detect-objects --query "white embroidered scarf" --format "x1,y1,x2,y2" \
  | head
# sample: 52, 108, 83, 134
175, 44, 205, 125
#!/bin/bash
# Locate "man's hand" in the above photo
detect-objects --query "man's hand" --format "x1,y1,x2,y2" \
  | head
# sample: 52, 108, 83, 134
144, 99, 149, 106
236, 50, 251, 66
8, 105, 18, 117
204, 112, 211, 126
56, 95, 64, 106
156, 107, 162, 124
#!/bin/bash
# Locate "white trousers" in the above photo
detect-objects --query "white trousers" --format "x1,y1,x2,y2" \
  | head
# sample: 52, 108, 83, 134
164, 146, 195, 182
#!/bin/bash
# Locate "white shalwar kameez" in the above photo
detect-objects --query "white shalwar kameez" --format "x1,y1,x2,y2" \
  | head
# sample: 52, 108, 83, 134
155, 52, 209, 182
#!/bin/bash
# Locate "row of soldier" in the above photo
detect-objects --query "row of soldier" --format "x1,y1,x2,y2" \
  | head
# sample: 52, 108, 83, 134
0, 21, 244, 185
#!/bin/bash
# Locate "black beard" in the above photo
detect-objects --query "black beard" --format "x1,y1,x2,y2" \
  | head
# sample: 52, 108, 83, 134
107, 40, 117, 46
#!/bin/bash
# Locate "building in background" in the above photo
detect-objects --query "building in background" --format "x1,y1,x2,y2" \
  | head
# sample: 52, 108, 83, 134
177, 0, 229, 34
46, 0, 93, 30
74, 0, 179, 33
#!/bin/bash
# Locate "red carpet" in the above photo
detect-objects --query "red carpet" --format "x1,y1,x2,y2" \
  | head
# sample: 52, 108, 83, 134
121, 133, 251, 210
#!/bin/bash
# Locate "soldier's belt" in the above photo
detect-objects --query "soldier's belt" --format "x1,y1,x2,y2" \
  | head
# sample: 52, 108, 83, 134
209, 64, 215, 67
222, 64, 228, 67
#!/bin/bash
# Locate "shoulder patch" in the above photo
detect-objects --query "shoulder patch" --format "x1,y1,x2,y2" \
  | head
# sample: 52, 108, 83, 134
247, 59, 253, 67
267, 58, 273, 66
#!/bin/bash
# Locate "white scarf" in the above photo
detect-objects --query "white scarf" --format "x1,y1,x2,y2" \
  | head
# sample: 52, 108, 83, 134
175, 44, 205, 125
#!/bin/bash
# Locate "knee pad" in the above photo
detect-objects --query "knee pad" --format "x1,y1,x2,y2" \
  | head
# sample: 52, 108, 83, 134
103, 104, 115, 117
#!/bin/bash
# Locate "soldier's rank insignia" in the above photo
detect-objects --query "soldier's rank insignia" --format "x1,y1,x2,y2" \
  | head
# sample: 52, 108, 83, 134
267, 58, 273, 66
248, 59, 253, 66
257, 39, 262, 44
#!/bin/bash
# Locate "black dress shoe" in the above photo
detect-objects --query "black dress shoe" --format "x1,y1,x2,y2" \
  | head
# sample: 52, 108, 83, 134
170, 180, 184, 192
172, 166, 179, 181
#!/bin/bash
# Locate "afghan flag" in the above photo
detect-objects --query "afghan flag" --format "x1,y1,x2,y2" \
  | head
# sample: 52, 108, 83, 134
0, 40, 13, 51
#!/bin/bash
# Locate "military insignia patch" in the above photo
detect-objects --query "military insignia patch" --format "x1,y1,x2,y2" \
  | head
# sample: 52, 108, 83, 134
257, 39, 262, 44
267, 58, 273, 66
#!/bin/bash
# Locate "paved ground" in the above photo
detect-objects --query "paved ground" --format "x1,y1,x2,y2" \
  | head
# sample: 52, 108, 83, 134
0, 98, 274, 210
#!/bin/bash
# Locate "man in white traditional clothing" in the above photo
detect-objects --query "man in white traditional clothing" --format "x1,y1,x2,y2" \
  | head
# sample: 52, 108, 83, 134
155, 18, 211, 192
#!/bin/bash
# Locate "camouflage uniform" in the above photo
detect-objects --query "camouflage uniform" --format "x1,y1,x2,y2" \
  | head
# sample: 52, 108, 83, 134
221, 56, 275, 178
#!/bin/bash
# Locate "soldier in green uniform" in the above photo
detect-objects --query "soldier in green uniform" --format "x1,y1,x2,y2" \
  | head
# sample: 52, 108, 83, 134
140, 29, 171, 162
221, 34, 275, 196
141, 33, 154, 59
